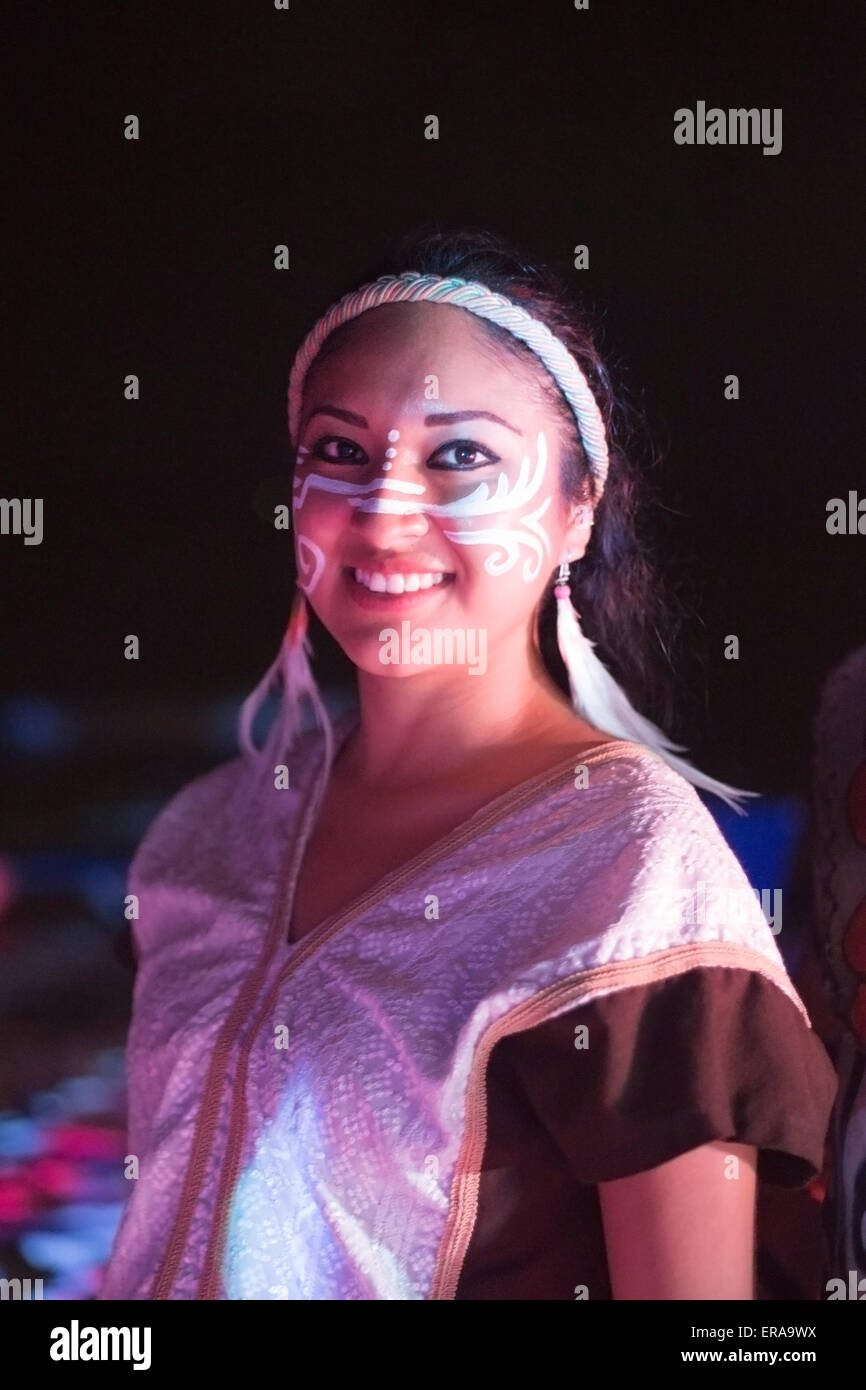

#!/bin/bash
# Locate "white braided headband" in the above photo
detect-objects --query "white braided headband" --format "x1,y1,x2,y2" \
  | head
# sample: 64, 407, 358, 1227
287, 271, 610, 496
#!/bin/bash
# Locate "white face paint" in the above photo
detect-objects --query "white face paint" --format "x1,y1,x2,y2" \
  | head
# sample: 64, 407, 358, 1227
442, 430, 552, 582
292, 429, 553, 584
295, 533, 326, 596
382, 427, 400, 470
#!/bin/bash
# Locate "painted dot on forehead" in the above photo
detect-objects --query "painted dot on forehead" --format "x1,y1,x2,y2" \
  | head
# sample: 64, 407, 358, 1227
387, 429, 400, 441
385, 447, 398, 459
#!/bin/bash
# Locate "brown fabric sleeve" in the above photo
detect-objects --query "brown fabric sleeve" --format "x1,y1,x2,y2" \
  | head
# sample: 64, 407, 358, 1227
495, 965, 839, 1188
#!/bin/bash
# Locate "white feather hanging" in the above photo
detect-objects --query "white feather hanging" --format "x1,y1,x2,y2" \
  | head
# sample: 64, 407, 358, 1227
555, 582, 758, 816
238, 590, 334, 778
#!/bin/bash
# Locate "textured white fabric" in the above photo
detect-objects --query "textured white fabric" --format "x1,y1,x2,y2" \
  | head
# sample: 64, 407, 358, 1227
99, 712, 810, 1300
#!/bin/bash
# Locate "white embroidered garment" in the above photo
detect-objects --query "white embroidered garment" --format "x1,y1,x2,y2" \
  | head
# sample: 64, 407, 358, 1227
99, 711, 813, 1299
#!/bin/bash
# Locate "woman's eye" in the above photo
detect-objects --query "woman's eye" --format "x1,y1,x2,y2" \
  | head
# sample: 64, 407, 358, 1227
429, 440, 500, 470
302, 435, 500, 470
309, 436, 368, 465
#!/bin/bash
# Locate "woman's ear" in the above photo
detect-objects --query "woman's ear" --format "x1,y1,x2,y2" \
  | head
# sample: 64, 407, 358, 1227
562, 499, 595, 563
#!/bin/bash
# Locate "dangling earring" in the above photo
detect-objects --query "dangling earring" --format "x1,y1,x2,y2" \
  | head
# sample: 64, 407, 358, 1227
553, 556, 600, 714
238, 586, 334, 772
552, 557, 758, 815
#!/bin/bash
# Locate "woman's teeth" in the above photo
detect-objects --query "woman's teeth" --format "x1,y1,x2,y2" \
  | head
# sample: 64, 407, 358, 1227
351, 568, 449, 594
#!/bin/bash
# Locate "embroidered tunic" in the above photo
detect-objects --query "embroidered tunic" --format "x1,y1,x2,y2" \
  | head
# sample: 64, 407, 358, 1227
100, 711, 837, 1299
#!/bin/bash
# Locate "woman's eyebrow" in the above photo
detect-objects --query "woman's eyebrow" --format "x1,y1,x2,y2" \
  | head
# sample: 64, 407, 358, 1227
304, 405, 368, 429
303, 404, 522, 436
425, 409, 523, 436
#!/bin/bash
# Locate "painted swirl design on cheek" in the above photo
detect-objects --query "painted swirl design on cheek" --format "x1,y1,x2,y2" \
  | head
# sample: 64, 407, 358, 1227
291, 455, 326, 596
295, 535, 326, 595
441, 430, 552, 582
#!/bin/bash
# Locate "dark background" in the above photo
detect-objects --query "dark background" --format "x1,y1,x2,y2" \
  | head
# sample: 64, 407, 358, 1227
5, 0, 864, 792
0, 0, 862, 1299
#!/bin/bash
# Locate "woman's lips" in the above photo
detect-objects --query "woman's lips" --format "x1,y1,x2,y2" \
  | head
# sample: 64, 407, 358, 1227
342, 567, 456, 612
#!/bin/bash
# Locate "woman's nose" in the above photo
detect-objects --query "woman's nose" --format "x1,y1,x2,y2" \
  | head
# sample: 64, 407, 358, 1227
350, 458, 431, 543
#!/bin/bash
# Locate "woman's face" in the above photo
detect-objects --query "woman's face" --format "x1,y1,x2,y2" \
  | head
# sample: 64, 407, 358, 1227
292, 301, 592, 678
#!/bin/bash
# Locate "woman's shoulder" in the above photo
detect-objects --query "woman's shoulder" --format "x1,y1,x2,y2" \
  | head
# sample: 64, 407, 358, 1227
504, 732, 801, 1007
538, 721, 712, 799
534, 726, 737, 857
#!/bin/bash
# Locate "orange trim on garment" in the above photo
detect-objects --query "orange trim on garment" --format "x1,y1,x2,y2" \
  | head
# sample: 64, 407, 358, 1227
429, 940, 811, 1301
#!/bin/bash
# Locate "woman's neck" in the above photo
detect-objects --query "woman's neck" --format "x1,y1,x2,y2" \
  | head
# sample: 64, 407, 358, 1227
341, 665, 595, 793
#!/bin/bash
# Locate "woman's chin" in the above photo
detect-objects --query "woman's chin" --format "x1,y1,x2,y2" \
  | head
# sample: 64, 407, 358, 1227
341, 646, 442, 679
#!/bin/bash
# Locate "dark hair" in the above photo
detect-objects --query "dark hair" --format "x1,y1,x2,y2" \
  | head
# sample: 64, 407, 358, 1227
298, 226, 699, 740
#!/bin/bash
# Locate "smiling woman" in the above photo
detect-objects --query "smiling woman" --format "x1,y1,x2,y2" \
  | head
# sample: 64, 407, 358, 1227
99, 228, 838, 1302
